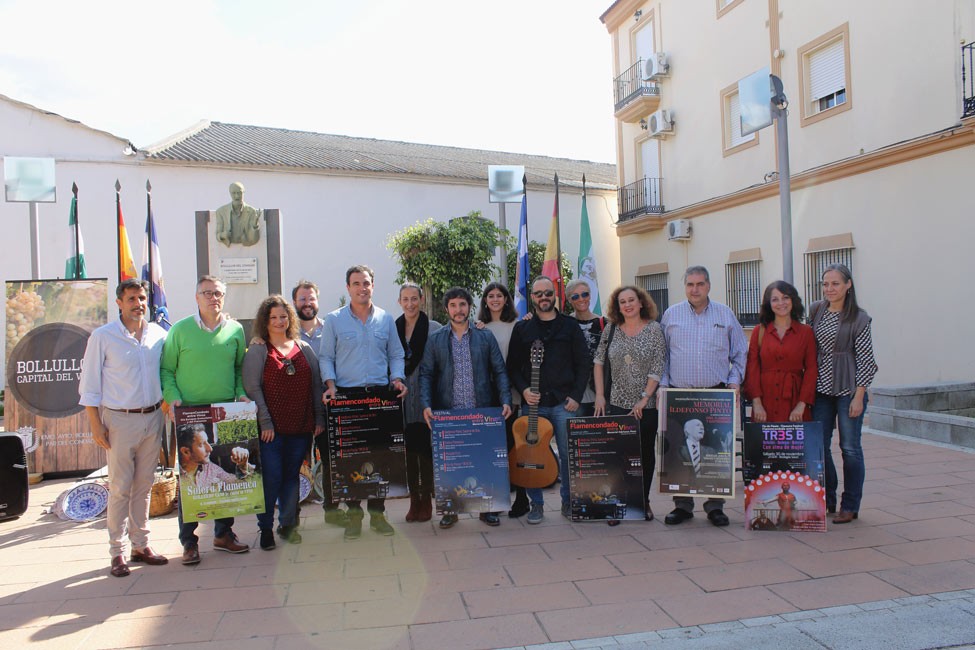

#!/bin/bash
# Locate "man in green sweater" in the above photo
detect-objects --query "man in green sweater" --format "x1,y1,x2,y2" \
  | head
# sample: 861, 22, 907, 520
162, 275, 250, 565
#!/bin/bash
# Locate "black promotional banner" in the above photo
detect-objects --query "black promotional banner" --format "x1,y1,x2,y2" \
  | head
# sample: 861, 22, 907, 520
567, 416, 644, 522
325, 387, 407, 502
742, 422, 825, 485
430, 408, 510, 515
658, 388, 736, 499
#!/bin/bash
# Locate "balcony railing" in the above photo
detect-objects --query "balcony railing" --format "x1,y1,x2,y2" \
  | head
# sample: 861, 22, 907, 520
617, 177, 664, 222
614, 59, 660, 113
963, 42, 975, 118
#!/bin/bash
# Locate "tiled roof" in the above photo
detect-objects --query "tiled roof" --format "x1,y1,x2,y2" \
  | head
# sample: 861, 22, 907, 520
145, 121, 617, 190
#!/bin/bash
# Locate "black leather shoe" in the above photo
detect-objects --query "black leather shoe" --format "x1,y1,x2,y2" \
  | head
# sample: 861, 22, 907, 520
439, 514, 458, 529
707, 509, 730, 527
664, 508, 693, 525
260, 529, 275, 550
479, 512, 501, 527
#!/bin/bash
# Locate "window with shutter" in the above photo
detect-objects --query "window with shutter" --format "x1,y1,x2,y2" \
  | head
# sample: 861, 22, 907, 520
720, 83, 759, 156
798, 23, 852, 126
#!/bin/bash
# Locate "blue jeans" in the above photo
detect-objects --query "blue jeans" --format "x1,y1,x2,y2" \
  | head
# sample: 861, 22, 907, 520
813, 392, 867, 513
527, 403, 572, 507
178, 505, 233, 546
257, 433, 311, 531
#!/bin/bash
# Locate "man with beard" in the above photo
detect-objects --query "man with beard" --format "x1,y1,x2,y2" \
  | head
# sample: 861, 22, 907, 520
419, 286, 511, 529
320, 265, 406, 540
291, 279, 346, 527
507, 276, 590, 524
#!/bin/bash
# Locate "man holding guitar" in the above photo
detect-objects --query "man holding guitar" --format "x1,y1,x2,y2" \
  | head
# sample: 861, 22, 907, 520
420, 287, 512, 528
507, 276, 591, 523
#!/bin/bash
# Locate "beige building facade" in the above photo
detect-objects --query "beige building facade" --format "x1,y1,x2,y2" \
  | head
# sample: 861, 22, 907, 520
601, 0, 975, 386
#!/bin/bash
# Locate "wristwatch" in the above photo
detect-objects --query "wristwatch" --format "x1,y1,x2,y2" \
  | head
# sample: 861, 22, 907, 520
640, 391, 650, 399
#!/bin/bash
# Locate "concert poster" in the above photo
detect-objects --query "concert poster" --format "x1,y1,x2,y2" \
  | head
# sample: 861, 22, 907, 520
174, 402, 265, 520
325, 387, 407, 502
742, 422, 825, 485
658, 388, 736, 498
430, 408, 511, 515
744, 471, 827, 532
567, 416, 644, 522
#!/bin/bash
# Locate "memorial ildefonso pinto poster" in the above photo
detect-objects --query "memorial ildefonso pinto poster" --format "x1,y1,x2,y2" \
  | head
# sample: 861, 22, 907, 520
5, 279, 108, 474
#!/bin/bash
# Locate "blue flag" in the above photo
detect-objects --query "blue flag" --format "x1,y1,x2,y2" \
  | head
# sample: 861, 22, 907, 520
513, 193, 530, 317
141, 210, 170, 329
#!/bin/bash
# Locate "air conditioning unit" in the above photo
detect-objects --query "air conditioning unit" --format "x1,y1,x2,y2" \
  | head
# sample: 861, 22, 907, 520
643, 52, 670, 81
648, 109, 675, 138
667, 219, 692, 241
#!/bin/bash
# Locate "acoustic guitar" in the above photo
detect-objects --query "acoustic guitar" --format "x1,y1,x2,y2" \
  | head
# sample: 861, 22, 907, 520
509, 340, 559, 488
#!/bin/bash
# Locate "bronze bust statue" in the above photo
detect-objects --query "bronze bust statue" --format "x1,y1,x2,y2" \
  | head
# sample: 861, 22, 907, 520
215, 182, 261, 247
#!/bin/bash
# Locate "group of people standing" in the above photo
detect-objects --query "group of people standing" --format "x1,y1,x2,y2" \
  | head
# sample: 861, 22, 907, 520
78, 259, 876, 578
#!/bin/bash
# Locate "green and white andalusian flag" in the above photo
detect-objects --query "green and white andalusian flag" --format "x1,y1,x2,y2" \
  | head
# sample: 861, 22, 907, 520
577, 182, 600, 315
65, 193, 87, 279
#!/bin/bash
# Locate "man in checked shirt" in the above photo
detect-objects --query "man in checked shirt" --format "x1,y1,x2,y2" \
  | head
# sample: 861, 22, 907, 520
659, 266, 747, 527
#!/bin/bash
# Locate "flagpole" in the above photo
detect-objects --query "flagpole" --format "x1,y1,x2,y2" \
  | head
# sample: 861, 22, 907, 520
146, 179, 155, 317
72, 182, 80, 280
554, 173, 563, 307
115, 180, 122, 285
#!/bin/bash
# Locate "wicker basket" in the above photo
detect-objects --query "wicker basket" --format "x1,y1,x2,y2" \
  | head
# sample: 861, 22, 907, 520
149, 469, 177, 518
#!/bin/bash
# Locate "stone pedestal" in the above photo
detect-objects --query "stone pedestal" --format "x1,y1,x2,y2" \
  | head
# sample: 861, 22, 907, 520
195, 209, 283, 335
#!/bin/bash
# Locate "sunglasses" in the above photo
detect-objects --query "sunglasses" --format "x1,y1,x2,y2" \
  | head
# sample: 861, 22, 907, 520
569, 291, 590, 301
198, 290, 225, 299
283, 357, 296, 376
532, 290, 555, 298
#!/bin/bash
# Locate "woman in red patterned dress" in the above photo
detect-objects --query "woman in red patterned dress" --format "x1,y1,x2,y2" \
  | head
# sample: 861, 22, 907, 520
744, 281, 817, 423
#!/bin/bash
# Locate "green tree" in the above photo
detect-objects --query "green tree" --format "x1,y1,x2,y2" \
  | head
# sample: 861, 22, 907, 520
387, 212, 511, 321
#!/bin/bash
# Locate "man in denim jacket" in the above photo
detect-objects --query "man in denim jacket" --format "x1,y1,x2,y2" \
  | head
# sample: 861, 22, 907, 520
419, 287, 512, 528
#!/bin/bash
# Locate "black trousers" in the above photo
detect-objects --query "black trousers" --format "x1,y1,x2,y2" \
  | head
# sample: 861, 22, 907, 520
405, 421, 434, 499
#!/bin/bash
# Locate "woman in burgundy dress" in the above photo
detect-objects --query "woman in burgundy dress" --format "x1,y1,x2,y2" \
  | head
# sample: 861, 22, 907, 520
744, 281, 817, 423
244, 295, 324, 550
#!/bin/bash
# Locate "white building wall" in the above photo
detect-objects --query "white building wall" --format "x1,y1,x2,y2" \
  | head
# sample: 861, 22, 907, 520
0, 98, 621, 388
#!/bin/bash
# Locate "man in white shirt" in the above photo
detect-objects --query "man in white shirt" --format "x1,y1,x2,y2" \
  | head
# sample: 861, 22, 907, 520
79, 279, 169, 577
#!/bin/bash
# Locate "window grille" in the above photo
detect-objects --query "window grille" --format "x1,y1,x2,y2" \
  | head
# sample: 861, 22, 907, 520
725, 260, 761, 326
803, 247, 853, 308
635, 272, 668, 320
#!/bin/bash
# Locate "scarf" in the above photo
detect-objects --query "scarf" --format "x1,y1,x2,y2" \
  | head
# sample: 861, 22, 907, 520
396, 311, 430, 377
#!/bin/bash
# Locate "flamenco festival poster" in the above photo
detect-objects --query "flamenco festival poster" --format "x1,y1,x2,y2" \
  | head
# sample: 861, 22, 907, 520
744, 471, 827, 533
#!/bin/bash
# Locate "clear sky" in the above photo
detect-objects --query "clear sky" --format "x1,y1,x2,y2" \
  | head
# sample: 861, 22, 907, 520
0, 0, 617, 163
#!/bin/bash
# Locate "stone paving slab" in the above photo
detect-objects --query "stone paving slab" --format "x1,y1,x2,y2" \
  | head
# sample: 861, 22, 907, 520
1, 429, 974, 649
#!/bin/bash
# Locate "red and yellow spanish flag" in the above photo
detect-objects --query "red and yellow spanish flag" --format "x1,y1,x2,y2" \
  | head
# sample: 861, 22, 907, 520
540, 174, 564, 309
118, 195, 137, 282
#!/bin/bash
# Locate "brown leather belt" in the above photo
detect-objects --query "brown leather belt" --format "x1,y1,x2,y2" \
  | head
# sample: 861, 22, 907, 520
107, 401, 162, 414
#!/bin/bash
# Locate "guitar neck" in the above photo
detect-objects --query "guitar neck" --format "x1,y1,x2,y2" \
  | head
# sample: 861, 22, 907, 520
528, 365, 540, 437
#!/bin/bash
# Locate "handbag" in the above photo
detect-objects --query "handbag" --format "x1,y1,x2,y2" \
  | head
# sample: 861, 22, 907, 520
602, 323, 617, 404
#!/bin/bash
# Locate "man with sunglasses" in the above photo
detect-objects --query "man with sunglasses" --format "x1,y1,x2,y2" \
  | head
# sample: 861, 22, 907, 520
161, 275, 250, 564
507, 276, 590, 523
